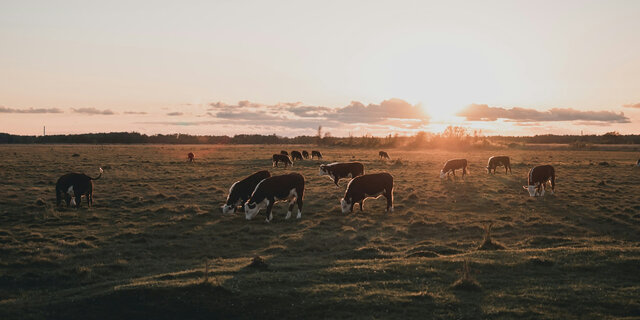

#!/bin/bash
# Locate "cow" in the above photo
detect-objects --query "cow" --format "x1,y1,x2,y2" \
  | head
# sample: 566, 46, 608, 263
302, 151, 310, 159
280, 150, 289, 156
379, 151, 390, 160
311, 150, 323, 159
319, 162, 364, 187
637, 158, 640, 167
440, 159, 468, 179
187, 152, 195, 162
244, 173, 304, 222
523, 165, 555, 197
341, 172, 393, 214
55, 168, 103, 208
291, 151, 303, 161
487, 156, 512, 174
221, 170, 271, 214
272, 154, 293, 168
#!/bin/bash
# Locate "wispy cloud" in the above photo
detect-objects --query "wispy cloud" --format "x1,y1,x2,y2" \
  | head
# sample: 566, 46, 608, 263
622, 103, 640, 109
124, 111, 148, 115
72, 107, 116, 115
457, 104, 629, 124
0, 106, 63, 113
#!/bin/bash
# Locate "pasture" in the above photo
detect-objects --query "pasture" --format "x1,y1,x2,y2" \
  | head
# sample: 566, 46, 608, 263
1, 145, 639, 319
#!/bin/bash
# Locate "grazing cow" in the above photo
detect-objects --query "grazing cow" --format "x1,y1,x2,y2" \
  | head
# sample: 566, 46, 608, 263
244, 173, 304, 222
291, 151, 303, 161
319, 162, 364, 186
187, 152, 195, 162
487, 156, 512, 174
440, 159, 468, 179
311, 150, 323, 159
302, 151, 310, 159
637, 158, 640, 167
280, 150, 289, 156
272, 154, 293, 168
341, 173, 393, 214
379, 151, 390, 160
523, 165, 555, 197
55, 168, 103, 208
221, 170, 271, 214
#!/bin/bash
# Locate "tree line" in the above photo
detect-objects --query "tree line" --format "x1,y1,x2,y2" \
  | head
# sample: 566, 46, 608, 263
1, 128, 638, 148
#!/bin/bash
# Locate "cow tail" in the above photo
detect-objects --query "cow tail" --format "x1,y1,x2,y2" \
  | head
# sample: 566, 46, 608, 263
91, 168, 103, 180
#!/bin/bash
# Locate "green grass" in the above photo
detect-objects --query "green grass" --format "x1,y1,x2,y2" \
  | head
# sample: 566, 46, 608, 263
0, 144, 639, 319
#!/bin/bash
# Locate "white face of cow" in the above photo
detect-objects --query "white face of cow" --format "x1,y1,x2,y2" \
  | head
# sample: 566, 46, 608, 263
340, 198, 350, 214
523, 185, 538, 197
221, 204, 235, 214
244, 199, 268, 220
439, 170, 446, 179
319, 166, 328, 176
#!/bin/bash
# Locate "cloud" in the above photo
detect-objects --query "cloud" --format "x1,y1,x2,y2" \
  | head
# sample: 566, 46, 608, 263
72, 107, 115, 115
166, 112, 183, 116
457, 104, 629, 123
205, 98, 428, 127
622, 103, 640, 109
0, 106, 63, 113
124, 111, 147, 115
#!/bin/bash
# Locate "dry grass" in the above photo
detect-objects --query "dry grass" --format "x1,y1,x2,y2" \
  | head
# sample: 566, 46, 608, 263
0, 144, 639, 319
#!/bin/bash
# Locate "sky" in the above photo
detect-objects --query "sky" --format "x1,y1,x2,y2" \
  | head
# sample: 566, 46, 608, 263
1, 0, 639, 137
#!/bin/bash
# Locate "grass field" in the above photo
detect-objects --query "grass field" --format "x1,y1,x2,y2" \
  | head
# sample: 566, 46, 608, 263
1, 144, 639, 319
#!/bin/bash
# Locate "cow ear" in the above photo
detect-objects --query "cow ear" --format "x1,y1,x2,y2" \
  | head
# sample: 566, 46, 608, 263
522, 186, 528, 190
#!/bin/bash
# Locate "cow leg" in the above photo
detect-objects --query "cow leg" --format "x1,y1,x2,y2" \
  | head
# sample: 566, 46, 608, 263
296, 195, 303, 219
265, 200, 275, 223
286, 199, 295, 219
86, 193, 91, 208
273, 161, 277, 167
385, 189, 394, 213
334, 178, 339, 187
359, 200, 364, 211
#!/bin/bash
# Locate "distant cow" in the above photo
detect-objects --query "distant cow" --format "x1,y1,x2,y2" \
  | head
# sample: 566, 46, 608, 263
187, 152, 195, 162
319, 162, 364, 186
291, 151, 303, 161
487, 156, 511, 174
440, 159, 468, 179
523, 165, 555, 197
311, 150, 323, 159
341, 172, 394, 214
280, 150, 289, 156
379, 151, 390, 160
272, 154, 293, 168
302, 151, 310, 159
244, 173, 304, 222
56, 168, 103, 208
221, 170, 271, 214
637, 159, 640, 167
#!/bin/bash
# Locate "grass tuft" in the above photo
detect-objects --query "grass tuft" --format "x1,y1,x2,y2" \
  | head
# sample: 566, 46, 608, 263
477, 223, 505, 250
451, 260, 481, 291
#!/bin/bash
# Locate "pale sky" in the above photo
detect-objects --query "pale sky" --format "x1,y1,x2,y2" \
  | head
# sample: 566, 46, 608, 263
1, 0, 639, 136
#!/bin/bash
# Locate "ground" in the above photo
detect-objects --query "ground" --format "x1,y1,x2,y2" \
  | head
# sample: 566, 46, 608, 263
0, 144, 639, 319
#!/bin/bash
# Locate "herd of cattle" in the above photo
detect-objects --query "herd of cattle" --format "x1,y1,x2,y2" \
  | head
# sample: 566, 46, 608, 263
54, 150, 564, 222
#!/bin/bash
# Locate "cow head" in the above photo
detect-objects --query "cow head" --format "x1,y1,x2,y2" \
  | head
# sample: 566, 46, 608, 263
439, 170, 446, 179
523, 185, 541, 197
244, 199, 268, 220
340, 197, 352, 214
486, 166, 490, 174
319, 165, 329, 176
221, 201, 240, 214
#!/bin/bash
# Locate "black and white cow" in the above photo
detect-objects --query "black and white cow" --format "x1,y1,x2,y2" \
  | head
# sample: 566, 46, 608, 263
319, 162, 364, 186
379, 151, 390, 160
341, 172, 393, 214
523, 165, 555, 197
55, 168, 103, 208
291, 151, 303, 161
487, 156, 511, 174
280, 150, 289, 156
302, 151, 310, 159
311, 150, 323, 159
440, 159, 468, 179
272, 154, 293, 168
244, 173, 304, 222
221, 170, 271, 214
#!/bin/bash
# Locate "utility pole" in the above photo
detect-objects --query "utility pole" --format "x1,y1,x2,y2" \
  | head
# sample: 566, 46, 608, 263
43, 126, 46, 136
